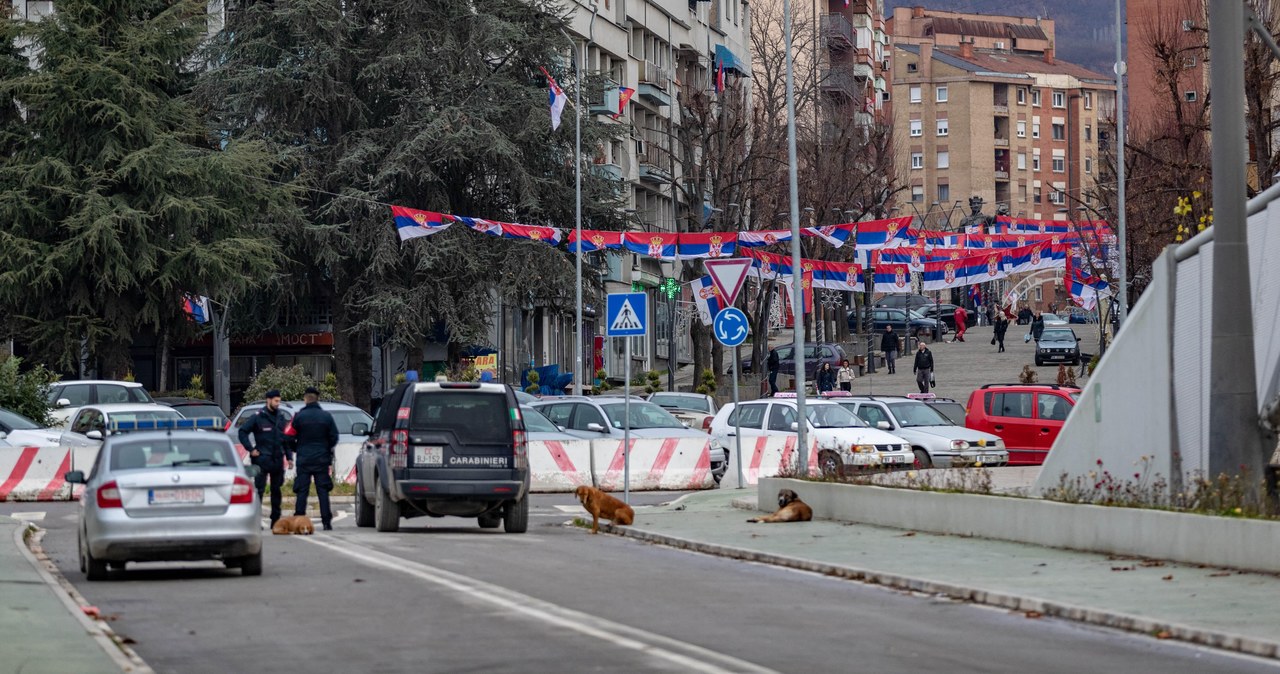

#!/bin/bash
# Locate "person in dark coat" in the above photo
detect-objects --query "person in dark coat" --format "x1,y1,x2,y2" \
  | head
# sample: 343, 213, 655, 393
289, 387, 340, 530
816, 362, 836, 393
767, 348, 780, 396
993, 313, 1009, 352
912, 342, 934, 394
1030, 311, 1046, 342
238, 389, 294, 526
880, 324, 899, 374
1018, 307, 1032, 325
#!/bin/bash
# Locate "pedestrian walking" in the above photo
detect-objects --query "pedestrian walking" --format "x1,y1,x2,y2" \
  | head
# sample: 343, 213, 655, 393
766, 348, 780, 396
912, 341, 934, 394
816, 362, 836, 393
881, 325, 899, 374
836, 359, 856, 392
289, 386, 340, 531
993, 313, 1009, 353
237, 389, 294, 526
953, 305, 968, 342
1030, 311, 1046, 342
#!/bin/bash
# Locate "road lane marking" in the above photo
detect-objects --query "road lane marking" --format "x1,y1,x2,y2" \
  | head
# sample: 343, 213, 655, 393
9, 511, 46, 521
299, 535, 776, 674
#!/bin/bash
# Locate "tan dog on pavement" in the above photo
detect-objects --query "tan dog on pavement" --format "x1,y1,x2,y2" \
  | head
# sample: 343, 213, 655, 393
272, 515, 315, 535
747, 489, 813, 523
575, 485, 635, 534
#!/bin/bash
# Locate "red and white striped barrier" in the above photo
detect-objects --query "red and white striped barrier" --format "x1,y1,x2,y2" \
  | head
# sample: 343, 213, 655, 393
718, 436, 819, 490
528, 439, 594, 492
0, 446, 73, 501
592, 437, 714, 492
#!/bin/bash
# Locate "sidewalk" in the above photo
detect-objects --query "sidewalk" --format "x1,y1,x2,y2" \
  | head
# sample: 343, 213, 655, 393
0, 517, 138, 674
607, 490, 1280, 659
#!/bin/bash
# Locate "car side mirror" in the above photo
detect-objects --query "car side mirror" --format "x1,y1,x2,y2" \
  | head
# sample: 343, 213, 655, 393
877, 421, 892, 431
56, 398, 71, 408
586, 422, 606, 433
85, 430, 103, 440
244, 464, 261, 479
556, 425, 567, 432
64, 470, 86, 484
1076, 337, 1082, 342
790, 422, 799, 432
351, 422, 370, 436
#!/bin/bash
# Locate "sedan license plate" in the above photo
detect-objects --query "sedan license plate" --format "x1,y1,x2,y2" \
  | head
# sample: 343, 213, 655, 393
980, 454, 1004, 464
149, 488, 204, 505
414, 446, 443, 467
882, 455, 905, 464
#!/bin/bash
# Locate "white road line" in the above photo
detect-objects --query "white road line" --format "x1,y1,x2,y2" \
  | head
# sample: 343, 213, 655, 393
299, 535, 776, 674
9, 511, 46, 522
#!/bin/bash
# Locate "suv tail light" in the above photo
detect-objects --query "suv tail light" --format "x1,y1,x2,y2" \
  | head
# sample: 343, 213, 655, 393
390, 429, 409, 469
96, 481, 123, 508
230, 476, 254, 504
513, 428, 528, 469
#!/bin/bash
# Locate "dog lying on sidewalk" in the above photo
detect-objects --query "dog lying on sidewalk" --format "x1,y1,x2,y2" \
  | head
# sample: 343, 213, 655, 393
575, 485, 635, 534
272, 515, 315, 535
747, 489, 813, 523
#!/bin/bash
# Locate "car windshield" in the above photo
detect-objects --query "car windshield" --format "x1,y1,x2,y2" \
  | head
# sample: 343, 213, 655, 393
0, 407, 41, 430
600, 402, 684, 429
927, 402, 967, 426
1042, 313, 1063, 322
330, 409, 374, 434
521, 406, 559, 433
1041, 329, 1075, 342
907, 309, 927, 319
109, 438, 235, 470
649, 394, 709, 413
410, 392, 510, 444
805, 404, 866, 428
887, 402, 953, 427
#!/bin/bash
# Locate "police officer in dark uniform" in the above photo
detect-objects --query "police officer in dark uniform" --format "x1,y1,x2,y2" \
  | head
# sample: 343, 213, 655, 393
237, 389, 294, 526
290, 386, 339, 530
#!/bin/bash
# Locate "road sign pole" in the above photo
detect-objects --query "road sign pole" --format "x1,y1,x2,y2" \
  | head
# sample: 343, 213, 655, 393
732, 356, 743, 489
623, 335, 631, 505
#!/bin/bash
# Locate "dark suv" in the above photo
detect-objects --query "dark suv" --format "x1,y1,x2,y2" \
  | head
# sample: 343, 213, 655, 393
353, 382, 530, 533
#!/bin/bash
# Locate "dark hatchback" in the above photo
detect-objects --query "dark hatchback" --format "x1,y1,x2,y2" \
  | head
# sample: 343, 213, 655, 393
1035, 328, 1082, 366
354, 381, 530, 533
738, 342, 848, 378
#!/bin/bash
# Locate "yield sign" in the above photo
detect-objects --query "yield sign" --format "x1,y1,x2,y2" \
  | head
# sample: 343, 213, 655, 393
703, 257, 752, 307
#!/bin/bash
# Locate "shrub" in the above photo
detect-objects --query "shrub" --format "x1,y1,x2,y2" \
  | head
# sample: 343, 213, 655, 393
644, 370, 662, 395
0, 355, 59, 426
1018, 364, 1038, 384
1056, 365, 1077, 387
594, 368, 612, 393
244, 365, 338, 402
524, 370, 541, 395
694, 368, 717, 396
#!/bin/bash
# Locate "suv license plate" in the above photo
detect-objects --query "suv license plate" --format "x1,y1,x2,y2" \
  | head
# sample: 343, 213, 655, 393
414, 446, 443, 466
149, 488, 204, 505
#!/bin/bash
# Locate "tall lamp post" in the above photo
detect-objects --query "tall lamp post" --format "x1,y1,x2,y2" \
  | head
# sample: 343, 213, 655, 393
783, 0, 807, 472
561, 30, 585, 397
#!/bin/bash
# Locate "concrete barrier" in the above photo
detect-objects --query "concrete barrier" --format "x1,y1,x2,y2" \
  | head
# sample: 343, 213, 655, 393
593, 437, 714, 491
0, 446, 72, 501
528, 439, 594, 492
718, 436, 819, 490
759, 477, 1280, 574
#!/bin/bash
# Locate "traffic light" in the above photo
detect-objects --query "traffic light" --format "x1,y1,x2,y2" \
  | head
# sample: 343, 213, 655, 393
660, 276, 680, 300
631, 281, 644, 292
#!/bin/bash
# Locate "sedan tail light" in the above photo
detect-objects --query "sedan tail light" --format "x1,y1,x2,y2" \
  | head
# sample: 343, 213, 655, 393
96, 481, 123, 508
702, 417, 713, 432
230, 476, 254, 504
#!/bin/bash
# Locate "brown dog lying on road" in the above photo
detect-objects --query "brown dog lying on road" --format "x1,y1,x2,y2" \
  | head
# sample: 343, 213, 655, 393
747, 489, 813, 523
575, 485, 635, 534
272, 515, 315, 535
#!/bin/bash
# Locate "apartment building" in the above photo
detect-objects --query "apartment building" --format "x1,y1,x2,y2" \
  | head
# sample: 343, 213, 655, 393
887, 6, 1116, 226
820, 0, 889, 124
1125, 0, 1208, 138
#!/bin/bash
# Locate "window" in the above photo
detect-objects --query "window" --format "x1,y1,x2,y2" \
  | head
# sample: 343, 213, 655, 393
768, 404, 797, 432
1083, 92, 1093, 109
1182, 55, 1198, 69
1038, 394, 1072, 421
907, 62, 918, 73
937, 183, 950, 202
1034, 186, 1042, 202
1032, 122, 1040, 139
989, 392, 1034, 419
936, 150, 949, 169
570, 404, 607, 431
1085, 157, 1093, 174
911, 185, 924, 202
1052, 157, 1065, 172
727, 404, 766, 429
1185, 91, 1198, 102
909, 120, 923, 137
1052, 91, 1065, 107
1032, 90, 1041, 106
937, 118, 949, 136
1017, 87, 1027, 104
1182, 18, 1194, 31
936, 85, 948, 102
1032, 155, 1041, 171
1017, 153, 1027, 170
1016, 121, 1026, 138
1050, 189, 1065, 205
1085, 125, 1092, 141
1052, 123, 1065, 140
911, 152, 924, 169
50, 384, 91, 406
909, 85, 922, 103
856, 404, 891, 427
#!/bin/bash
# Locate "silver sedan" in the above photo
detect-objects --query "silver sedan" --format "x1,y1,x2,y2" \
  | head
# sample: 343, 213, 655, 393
65, 430, 263, 579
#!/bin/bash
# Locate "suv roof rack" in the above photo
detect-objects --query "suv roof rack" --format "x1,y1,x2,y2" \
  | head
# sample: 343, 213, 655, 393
979, 383, 1076, 390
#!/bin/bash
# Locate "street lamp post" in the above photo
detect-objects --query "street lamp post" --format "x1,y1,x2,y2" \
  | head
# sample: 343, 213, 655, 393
561, 30, 585, 397
1114, 0, 1128, 327
783, 0, 807, 472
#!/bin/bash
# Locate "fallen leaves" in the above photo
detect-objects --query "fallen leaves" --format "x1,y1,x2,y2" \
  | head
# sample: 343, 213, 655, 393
1110, 566, 1134, 572
1155, 630, 1173, 640
899, 531, 917, 537
1162, 575, 1174, 581
1208, 571, 1231, 577
1024, 610, 1043, 619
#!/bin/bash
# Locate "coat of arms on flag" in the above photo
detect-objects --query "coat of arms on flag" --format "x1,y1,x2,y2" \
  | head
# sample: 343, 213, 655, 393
944, 262, 957, 284
894, 266, 907, 288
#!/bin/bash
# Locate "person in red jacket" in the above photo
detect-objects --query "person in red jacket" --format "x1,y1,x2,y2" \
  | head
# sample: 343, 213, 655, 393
953, 305, 968, 342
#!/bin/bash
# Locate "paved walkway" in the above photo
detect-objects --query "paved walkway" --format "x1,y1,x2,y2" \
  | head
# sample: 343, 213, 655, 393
608, 490, 1280, 659
0, 517, 128, 673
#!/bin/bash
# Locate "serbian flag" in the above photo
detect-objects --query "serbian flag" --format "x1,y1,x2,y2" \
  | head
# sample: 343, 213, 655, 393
501, 223, 562, 246
737, 230, 792, 248
623, 231, 678, 259
1071, 272, 1109, 311
872, 263, 914, 294
801, 269, 814, 313
611, 87, 636, 120
802, 223, 854, 248
677, 232, 737, 258
392, 205, 451, 241
1004, 241, 1066, 274
969, 284, 983, 307
540, 66, 567, 131
182, 294, 211, 324
451, 215, 502, 237
691, 276, 723, 326
854, 216, 913, 248
876, 245, 928, 271
812, 260, 863, 292
713, 58, 726, 93
966, 251, 1007, 283
915, 229, 964, 247
567, 229, 623, 253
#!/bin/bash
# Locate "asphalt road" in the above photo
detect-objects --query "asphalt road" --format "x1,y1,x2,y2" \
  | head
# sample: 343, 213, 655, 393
4, 497, 1276, 673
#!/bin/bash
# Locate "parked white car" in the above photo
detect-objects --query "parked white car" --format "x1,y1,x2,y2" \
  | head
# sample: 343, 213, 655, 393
707, 395, 914, 477
834, 396, 1008, 468
46, 380, 155, 428
0, 406, 64, 447
61, 404, 185, 446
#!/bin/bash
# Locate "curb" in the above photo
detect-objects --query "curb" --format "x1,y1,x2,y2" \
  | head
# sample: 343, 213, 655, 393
604, 524, 1280, 661
12, 524, 154, 673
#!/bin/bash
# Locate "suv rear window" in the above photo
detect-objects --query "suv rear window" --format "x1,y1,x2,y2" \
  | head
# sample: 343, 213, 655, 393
410, 392, 510, 444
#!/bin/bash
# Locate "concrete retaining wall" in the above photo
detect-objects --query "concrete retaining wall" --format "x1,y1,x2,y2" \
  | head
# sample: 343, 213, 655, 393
760, 477, 1280, 574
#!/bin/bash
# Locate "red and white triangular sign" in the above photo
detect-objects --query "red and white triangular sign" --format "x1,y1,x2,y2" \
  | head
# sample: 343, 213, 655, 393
704, 257, 753, 308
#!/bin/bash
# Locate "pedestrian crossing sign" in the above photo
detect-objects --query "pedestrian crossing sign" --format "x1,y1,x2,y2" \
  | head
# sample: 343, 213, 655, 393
606, 292, 647, 337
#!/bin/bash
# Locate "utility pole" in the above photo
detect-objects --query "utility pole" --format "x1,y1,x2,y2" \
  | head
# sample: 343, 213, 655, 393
783, 0, 808, 473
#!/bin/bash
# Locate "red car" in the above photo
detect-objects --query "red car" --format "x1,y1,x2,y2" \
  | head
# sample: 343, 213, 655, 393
964, 384, 1081, 465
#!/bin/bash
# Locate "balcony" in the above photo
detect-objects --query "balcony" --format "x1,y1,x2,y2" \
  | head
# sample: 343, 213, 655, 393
994, 137, 1010, 148
591, 162, 624, 183
822, 13, 854, 50
637, 145, 671, 185
992, 104, 1009, 116
588, 81, 621, 117
638, 61, 672, 107
994, 169, 1010, 181
821, 66, 870, 98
